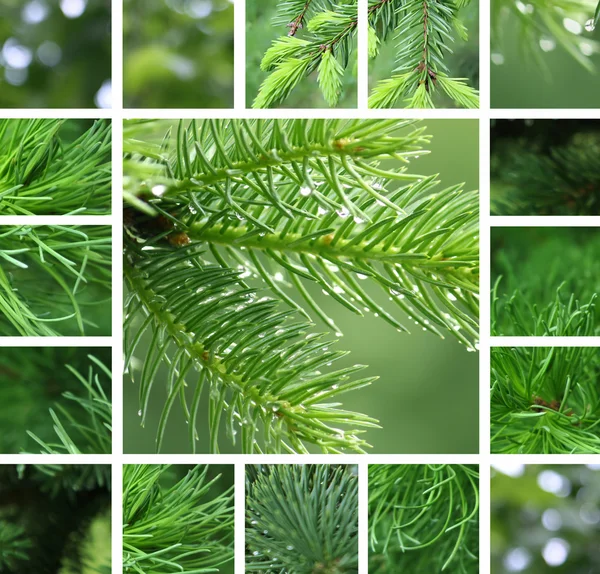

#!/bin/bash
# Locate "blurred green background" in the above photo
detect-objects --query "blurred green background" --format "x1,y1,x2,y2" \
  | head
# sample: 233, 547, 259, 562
123, 0, 234, 108
246, 0, 357, 108
492, 464, 600, 573
123, 119, 480, 455
0, 0, 111, 108
491, 16, 600, 108
369, 3, 479, 108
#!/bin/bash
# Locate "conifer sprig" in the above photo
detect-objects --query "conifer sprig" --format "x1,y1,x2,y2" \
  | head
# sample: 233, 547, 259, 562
124, 118, 479, 454
246, 464, 358, 572
369, 0, 479, 109
0, 225, 112, 336
254, 0, 357, 108
0, 119, 111, 215
123, 465, 234, 574
369, 464, 479, 572
491, 346, 600, 454
26, 355, 112, 455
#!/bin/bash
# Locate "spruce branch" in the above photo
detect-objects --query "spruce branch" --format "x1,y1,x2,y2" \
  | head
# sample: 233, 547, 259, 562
0, 119, 111, 215
246, 464, 358, 572
491, 346, 600, 454
123, 119, 479, 454
0, 522, 32, 572
25, 355, 112, 455
369, 0, 479, 109
0, 225, 112, 336
254, 1, 357, 108
123, 465, 234, 573
369, 464, 479, 572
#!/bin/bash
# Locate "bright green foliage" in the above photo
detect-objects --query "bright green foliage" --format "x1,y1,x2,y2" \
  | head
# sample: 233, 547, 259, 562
0, 464, 111, 573
254, 1, 357, 108
0, 119, 112, 215
123, 465, 234, 573
491, 347, 600, 454
369, 464, 479, 573
123, 119, 479, 454
0, 225, 112, 336
492, 0, 599, 73
491, 121, 600, 216
246, 464, 358, 572
369, 0, 479, 109
491, 228, 599, 337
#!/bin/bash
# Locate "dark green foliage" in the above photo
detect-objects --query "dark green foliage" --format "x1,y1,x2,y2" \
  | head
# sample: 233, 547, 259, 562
491, 228, 599, 336
0, 464, 111, 574
123, 0, 234, 108
252, 0, 357, 108
246, 464, 358, 573
123, 464, 234, 573
123, 118, 479, 454
0, 347, 112, 454
369, 464, 479, 573
0, 0, 111, 109
491, 347, 600, 454
490, 119, 600, 216
0, 225, 112, 336
369, 0, 479, 108
0, 119, 112, 215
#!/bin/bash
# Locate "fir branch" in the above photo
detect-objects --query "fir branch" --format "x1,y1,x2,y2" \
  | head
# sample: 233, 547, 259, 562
369, 464, 479, 572
123, 465, 234, 574
254, 1, 357, 108
491, 346, 600, 454
0, 522, 32, 572
123, 118, 479, 454
0, 119, 111, 215
246, 465, 358, 572
26, 355, 112, 455
369, 0, 479, 108
0, 225, 112, 336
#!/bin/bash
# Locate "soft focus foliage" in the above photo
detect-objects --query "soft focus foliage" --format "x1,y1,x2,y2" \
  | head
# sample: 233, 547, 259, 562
491, 0, 600, 107
0, 464, 111, 573
123, 0, 234, 108
491, 464, 600, 573
0, 0, 111, 108
491, 119, 600, 215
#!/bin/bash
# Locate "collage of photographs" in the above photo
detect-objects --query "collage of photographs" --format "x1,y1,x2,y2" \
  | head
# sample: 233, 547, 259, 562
0, 0, 599, 573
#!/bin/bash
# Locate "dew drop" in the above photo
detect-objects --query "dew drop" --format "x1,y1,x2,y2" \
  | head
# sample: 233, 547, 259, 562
137, 409, 142, 416
300, 186, 312, 196
585, 18, 595, 32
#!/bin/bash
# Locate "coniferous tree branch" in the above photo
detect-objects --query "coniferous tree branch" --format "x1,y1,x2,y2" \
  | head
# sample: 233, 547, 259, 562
123, 118, 479, 454
246, 464, 358, 572
491, 347, 600, 454
123, 465, 234, 573
0, 119, 111, 215
25, 355, 112, 455
0, 225, 112, 336
369, 0, 479, 109
254, 1, 357, 108
369, 464, 479, 572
